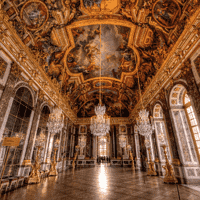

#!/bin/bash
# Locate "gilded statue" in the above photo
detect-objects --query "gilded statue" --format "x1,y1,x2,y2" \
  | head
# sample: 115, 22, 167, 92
0, 0, 5, 10
62, 0, 78, 24
121, 0, 150, 24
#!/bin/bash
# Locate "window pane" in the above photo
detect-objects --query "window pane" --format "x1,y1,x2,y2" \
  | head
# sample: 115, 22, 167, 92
197, 141, 200, 148
187, 107, 192, 113
21, 120, 28, 134
22, 88, 31, 104
189, 113, 194, 120
194, 134, 200, 140
16, 87, 24, 99
13, 118, 22, 133
24, 108, 31, 121
191, 119, 197, 126
17, 104, 26, 119
5, 115, 16, 131
193, 127, 198, 133
10, 100, 20, 116
184, 94, 191, 104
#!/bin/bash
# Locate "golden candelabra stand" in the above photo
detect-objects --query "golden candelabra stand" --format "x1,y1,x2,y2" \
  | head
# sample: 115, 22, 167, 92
129, 152, 135, 171
161, 145, 178, 184
27, 146, 42, 184
147, 148, 157, 176
49, 139, 60, 176
72, 145, 80, 169
27, 131, 46, 184
49, 148, 58, 176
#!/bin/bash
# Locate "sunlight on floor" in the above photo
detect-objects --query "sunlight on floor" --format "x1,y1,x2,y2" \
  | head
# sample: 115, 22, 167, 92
98, 164, 108, 194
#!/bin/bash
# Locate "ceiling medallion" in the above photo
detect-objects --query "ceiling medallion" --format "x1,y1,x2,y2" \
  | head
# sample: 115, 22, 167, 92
152, 0, 181, 29
80, 0, 121, 15
20, 0, 49, 31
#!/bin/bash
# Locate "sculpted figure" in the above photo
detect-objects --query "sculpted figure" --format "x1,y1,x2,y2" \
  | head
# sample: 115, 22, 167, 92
62, 0, 78, 24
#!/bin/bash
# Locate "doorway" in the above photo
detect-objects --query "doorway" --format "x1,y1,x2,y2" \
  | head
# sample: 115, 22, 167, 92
97, 135, 110, 164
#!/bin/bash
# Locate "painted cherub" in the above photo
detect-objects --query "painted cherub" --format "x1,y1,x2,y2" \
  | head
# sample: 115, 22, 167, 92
0, 0, 5, 10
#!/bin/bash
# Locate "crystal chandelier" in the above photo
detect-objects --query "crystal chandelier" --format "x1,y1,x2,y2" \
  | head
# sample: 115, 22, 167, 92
134, 69, 154, 139
90, 103, 110, 136
47, 107, 64, 135
90, 24, 110, 136
134, 109, 154, 138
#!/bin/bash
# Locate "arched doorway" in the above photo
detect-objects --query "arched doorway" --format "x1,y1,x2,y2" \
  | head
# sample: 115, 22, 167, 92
97, 135, 110, 163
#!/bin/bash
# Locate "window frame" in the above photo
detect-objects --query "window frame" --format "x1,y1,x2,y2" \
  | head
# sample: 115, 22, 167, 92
183, 92, 200, 157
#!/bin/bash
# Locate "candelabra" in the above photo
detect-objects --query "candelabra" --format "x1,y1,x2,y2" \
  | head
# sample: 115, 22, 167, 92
49, 139, 60, 176
127, 145, 135, 171
27, 131, 46, 184
72, 145, 80, 169
129, 152, 135, 171
147, 147, 157, 176
161, 144, 178, 183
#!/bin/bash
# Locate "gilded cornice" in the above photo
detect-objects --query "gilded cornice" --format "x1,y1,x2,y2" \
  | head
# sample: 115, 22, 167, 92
76, 117, 131, 125
0, 14, 77, 123
129, 7, 200, 121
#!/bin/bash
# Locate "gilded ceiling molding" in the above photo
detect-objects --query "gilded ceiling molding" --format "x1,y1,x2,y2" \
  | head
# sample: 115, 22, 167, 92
63, 18, 141, 83
0, 12, 77, 123
129, 7, 200, 121
76, 117, 131, 125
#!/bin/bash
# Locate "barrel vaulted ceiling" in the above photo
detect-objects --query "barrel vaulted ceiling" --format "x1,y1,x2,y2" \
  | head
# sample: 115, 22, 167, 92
2, 0, 199, 118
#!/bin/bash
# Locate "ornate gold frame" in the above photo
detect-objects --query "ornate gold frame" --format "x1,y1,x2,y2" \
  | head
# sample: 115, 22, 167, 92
63, 18, 141, 84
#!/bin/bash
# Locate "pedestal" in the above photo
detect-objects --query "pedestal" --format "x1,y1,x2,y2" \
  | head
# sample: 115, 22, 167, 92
78, 155, 85, 160
123, 155, 129, 160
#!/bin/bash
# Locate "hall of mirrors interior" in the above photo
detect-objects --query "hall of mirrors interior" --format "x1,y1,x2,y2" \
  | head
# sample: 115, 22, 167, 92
0, 0, 200, 198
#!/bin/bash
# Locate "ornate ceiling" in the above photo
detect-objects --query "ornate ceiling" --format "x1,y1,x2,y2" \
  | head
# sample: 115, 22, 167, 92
1, 0, 199, 118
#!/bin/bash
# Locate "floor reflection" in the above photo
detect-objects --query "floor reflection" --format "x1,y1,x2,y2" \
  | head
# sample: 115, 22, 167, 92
1, 166, 200, 200
98, 164, 108, 194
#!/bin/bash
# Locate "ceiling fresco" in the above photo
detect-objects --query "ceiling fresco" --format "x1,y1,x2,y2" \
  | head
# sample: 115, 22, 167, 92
76, 88, 130, 118
2, 0, 199, 118
67, 24, 136, 80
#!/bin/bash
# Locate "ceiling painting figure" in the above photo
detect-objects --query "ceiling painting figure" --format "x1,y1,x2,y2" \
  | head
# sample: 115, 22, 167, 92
67, 24, 136, 80
152, 0, 181, 28
20, 0, 49, 31
1, 0, 198, 119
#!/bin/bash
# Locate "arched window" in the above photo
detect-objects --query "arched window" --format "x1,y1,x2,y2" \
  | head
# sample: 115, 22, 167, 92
153, 104, 171, 164
184, 93, 200, 155
170, 84, 198, 165
2, 87, 33, 177
32, 105, 50, 163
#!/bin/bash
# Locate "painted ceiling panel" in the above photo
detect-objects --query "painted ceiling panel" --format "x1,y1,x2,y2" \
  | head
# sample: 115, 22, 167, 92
2, 0, 199, 118
67, 24, 136, 80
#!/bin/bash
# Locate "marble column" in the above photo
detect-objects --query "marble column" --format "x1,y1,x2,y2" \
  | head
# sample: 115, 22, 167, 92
134, 133, 141, 169
22, 99, 42, 177
159, 89, 180, 161
18, 109, 35, 176
93, 136, 97, 159
57, 129, 63, 161
46, 134, 55, 163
